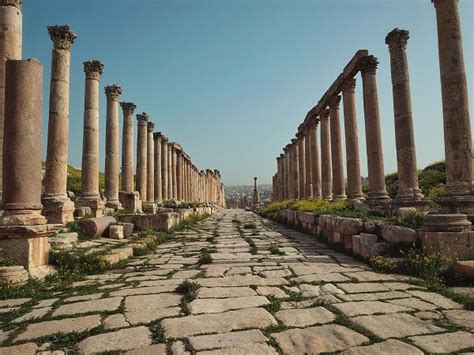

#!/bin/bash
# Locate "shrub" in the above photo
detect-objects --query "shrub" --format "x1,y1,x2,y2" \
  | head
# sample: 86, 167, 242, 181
369, 256, 397, 273
403, 248, 450, 287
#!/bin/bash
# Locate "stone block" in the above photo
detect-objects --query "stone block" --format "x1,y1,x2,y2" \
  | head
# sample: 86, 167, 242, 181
0, 266, 28, 285
41, 197, 75, 225
108, 225, 124, 240
119, 191, 142, 213
79, 216, 117, 238
352, 235, 361, 256
118, 222, 134, 237
142, 202, 157, 214
343, 234, 353, 252
359, 233, 378, 260
0, 233, 50, 270
419, 230, 474, 260
335, 217, 363, 235
381, 224, 417, 244
103, 207, 115, 216
453, 260, 474, 281
74, 206, 92, 218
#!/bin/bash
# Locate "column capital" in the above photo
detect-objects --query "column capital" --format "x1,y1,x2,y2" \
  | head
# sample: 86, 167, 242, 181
0, 0, 22, 10
162, 136, 169, 143
342, 78, 356, 93
283, 145, 289, 153
153, 132, 163, 141
48, 25, 77, 50
319, 109, 330, 119
358, 55, 379, 75
295, 131, 304, 139
291, 138, 297, 145
147, 121, 155, 132
328, 95, 341, 109
431, 0, 457, 8
137, 112, 149, 125
105, 84, 122, 100
83, 60, 104, 80
120, 102, 136, 115
385, 28, 409, 50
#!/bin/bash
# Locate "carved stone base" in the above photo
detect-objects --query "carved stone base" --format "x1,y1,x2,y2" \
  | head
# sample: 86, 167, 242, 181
41, 195, 75, 225
392, 196, 431, 212
119, 191, 142, 213
142, 202, 157, 214
75, 198, 105, 217
105, 199, 122, 211
438, 193, 474, 215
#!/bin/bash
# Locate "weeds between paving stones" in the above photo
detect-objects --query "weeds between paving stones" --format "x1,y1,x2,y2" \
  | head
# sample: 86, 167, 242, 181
243, 222, 257, 229
198, 249, 213, 265
244, 237, 258, 255
149, 320, 166, 343
176, 280, 199, 315
263, 296, 281, 313
269, 245, 285, 256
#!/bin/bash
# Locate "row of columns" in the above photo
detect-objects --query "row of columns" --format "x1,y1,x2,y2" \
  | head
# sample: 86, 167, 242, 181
273, 0, 472, 215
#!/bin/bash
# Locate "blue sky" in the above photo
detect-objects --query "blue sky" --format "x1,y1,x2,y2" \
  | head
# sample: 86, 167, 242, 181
25, 0, 473, 186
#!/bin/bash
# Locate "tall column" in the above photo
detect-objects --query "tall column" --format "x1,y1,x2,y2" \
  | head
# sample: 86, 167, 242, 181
136, 113, 148, 202
304, 127, 313, 198
328, 95, 346, 200
172, 145, 178, 199
161, 136, 169, 200
176, 150, 182, 200
0, 0, 22, 206
104, 84, 122, 210
386, 29, 427, 209
146, 121, 155, 203
296, 133, 305, 199
432, 0, 473, 213
320, 109, 332, 200
309, 119, 321, 198
42, 25, 76, 224
342, 78, 364, 201
284, 146, 291, 199
276, 156, 282, 201
291, 138, 299, 199
167, 143, 173, 199
120, 102, 136, 193
0, 59, 53, 270
76, 60, 105, 217
359, 55, 390, 206
154, 132, 162, 204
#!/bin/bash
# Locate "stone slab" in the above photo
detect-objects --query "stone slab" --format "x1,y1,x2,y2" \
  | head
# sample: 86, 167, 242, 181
341, 339, 424, 355
189, 329, 268, 351
333, 301, 412, 317
409, 331, 474, 353
197, 275, 288, 287
443, 309, 474, 329
78, 326, 152, 353
275, 307, 336, 327
125, 307, 181, 325
336, 283, 390, 294
124, 293, 181, 312
196, 287, 257, 299
407, 290, 462, 309
189, 296, 269, 314
198, 343, 278, 355
52, 297, 122, 317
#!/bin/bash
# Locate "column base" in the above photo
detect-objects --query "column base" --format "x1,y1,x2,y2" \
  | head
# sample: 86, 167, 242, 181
119, 191, 142, 213
105, 199, 122, 211
438, 192, 474, 215
392, 195, 431, 212
75, 198, 105, 217
41, 195, 75, 225
367, 190, 391, 210
347, 193, 366, 202
333, 194, 347, 201
142, 202, 157, 214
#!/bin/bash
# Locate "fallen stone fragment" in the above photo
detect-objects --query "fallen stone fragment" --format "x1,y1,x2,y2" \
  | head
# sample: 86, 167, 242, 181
79, 216, 117, 238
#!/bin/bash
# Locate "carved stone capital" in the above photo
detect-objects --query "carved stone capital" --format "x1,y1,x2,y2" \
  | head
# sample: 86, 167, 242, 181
120, 102, 136, 115
342, 78, 356, 93
385, 28, 409, 50
319, 109, 330, 119
153, 132, 162, 141
83, 60, 104, 80
328, 95, 341, 109
161, 136, 169, 144
358, 55, 379, 75
147, 121, 155, 132
0, 0, 22, 10
105, 84, 122, 100
137, 112, 149, 125
48, 25, 76, 50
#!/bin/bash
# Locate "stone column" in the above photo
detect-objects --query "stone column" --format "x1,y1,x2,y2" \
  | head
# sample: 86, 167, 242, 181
291, 138, 300, 199
161, 136, 169, 200
146, 121, 155, 203
359, 55, 390, 206
42, 25, 76, 224
120, 102, 136, 194
171, 145, 178, 199
284, 146, 291, 199
136, 113, 148, 202
176, 149, 182, 200
0, 59, 53, 270
154, 132, 162, 204
433, 0, 474, 213
386, 29, 428, 209
296, 133, 306, 199
328, 95, 346, 200
0, 0, 22, 206
104, 84, 122, 210
168, 143, 173, 199
76, 60, 105, 217
304, 127, 313, 198
320, 109, 332, 200
309, 119, 321, 198
342, 78, 364, 201
276, 156, 282, 200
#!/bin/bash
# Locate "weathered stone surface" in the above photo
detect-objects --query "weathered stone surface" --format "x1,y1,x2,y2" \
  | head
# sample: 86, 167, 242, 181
63, 293, 102, 303
189, 296, 269, 314
77, 326, 152, 353
407, 290, 462, 309
53, 296, 122, 317
272, 324, 369, 353
197, 275, 288, 287
343, 271, 397, 282
275, 307, 335, 327
33, 298, 58, 309
387, 298, 437, 311
16, 315, 101, 341
79, 216, 117, 238
196, 287, 257, 298
13, 306, 51, 323
409, 331, 474, 353
104, 313, 130, 329
341, 339, 423, 355
0, 343, 39, 354
110, 285, 177, 297
0, 298, 30, 308
189, 329, 268, 351
333, 301, 412, 317
109, 225, 124, 240
381, 224, 417, 243
338, 291, 410, 301
162, 308, 277, 337
256, 286, 288, 299
125, 344, 167, 355
124, 293, 181, 312
351, 313, 443, 339
125, 307, 181, 325
198, 343, 278, 355
443, 309, 474, 328
295, 273, 350, 283
337, 282, 390, 293
259, 269, 292, 278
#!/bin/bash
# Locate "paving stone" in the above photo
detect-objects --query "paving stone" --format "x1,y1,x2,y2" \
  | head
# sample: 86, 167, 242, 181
124, 293, 181, 312
443, 309, 474, 329
290, 265, 361, 276
275, 307, 336, 327
0, 330, 10, 344
162, 308, 277, 337
407, 290, 462, 309
196, 287, 257, 298
125, 307, 181, 325
189, 329, 268, 351
0, 342, 39, 354
409, 331, 474, 353
255, 286, 288, 299
272, 324, 369, 353
337, 282, 390, 294
344, 271, 398, 282
351, 313, 444, 339
320, 283, 345, 294
171, 341, 189, 355
104, 313, 130, 329
189, 295, 269, 314
63, 293, 102, 303
299, 284, 321, 297
341, 339, 424, 355
125, 343, 167, 355
197, 343, 278, 355
333, 301, 412, 317
172, 270, 200, 279
0, 298, 30, 308
78, 326, 152, 353
53, 296, 122, 317
259, 269, 292, 278
33, 298, 59, 309
16, 315, 101, 341
295, 273, 350, 283
337, 291, 410, 301
414, 311, 443, 320
387, 297, 438, 311
13, 306, 51, 323
197, 275, 288, 287
279, 299, 317, 310
110, 285, 178, 297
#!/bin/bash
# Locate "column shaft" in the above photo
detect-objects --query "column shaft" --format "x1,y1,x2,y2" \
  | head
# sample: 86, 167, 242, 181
146, 122, 155, 202
297, 134, 305, 198
154, 133, 162, 203
304, 128, 313, 198
120, 102, 136, 192
161, 138, 169, 200
136, 113, 148, 202
329, 95, 346, 200
320, 110, 332, 200
309, 120, 321, 198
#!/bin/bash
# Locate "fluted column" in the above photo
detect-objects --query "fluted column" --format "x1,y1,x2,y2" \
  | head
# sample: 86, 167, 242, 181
432, 0, 473, 213
359, 55, 390, 205
386, 29, 427, 209
146, 121, 155, 202
342, 78, 364, 201
136, 113, 148, 202
284, 146, 291, 199
77, 60, 105, 217
167, 143, 173, 199
176, 149, 182, 200
276, 156, 282, 200
161, 136, 169, 200
328, 95, 346, 200
320, 109, 332, 200
42, 25, 76, 224
104, 84, 122, 210
297, 133, 305, 199
304, 127, 313, 198
171, 145, 178, 199
154, 132, 162, 203
120, 102, 136, 193
0, 0, 22, 206
309, 119, 321, 198
291, 138, 299, 199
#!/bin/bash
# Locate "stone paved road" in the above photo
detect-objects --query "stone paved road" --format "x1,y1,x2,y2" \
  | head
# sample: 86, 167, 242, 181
1, 210, 473, 354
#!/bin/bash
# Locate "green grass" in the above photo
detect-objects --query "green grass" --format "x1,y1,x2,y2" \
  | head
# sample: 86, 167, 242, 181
198, 250, 213, 265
